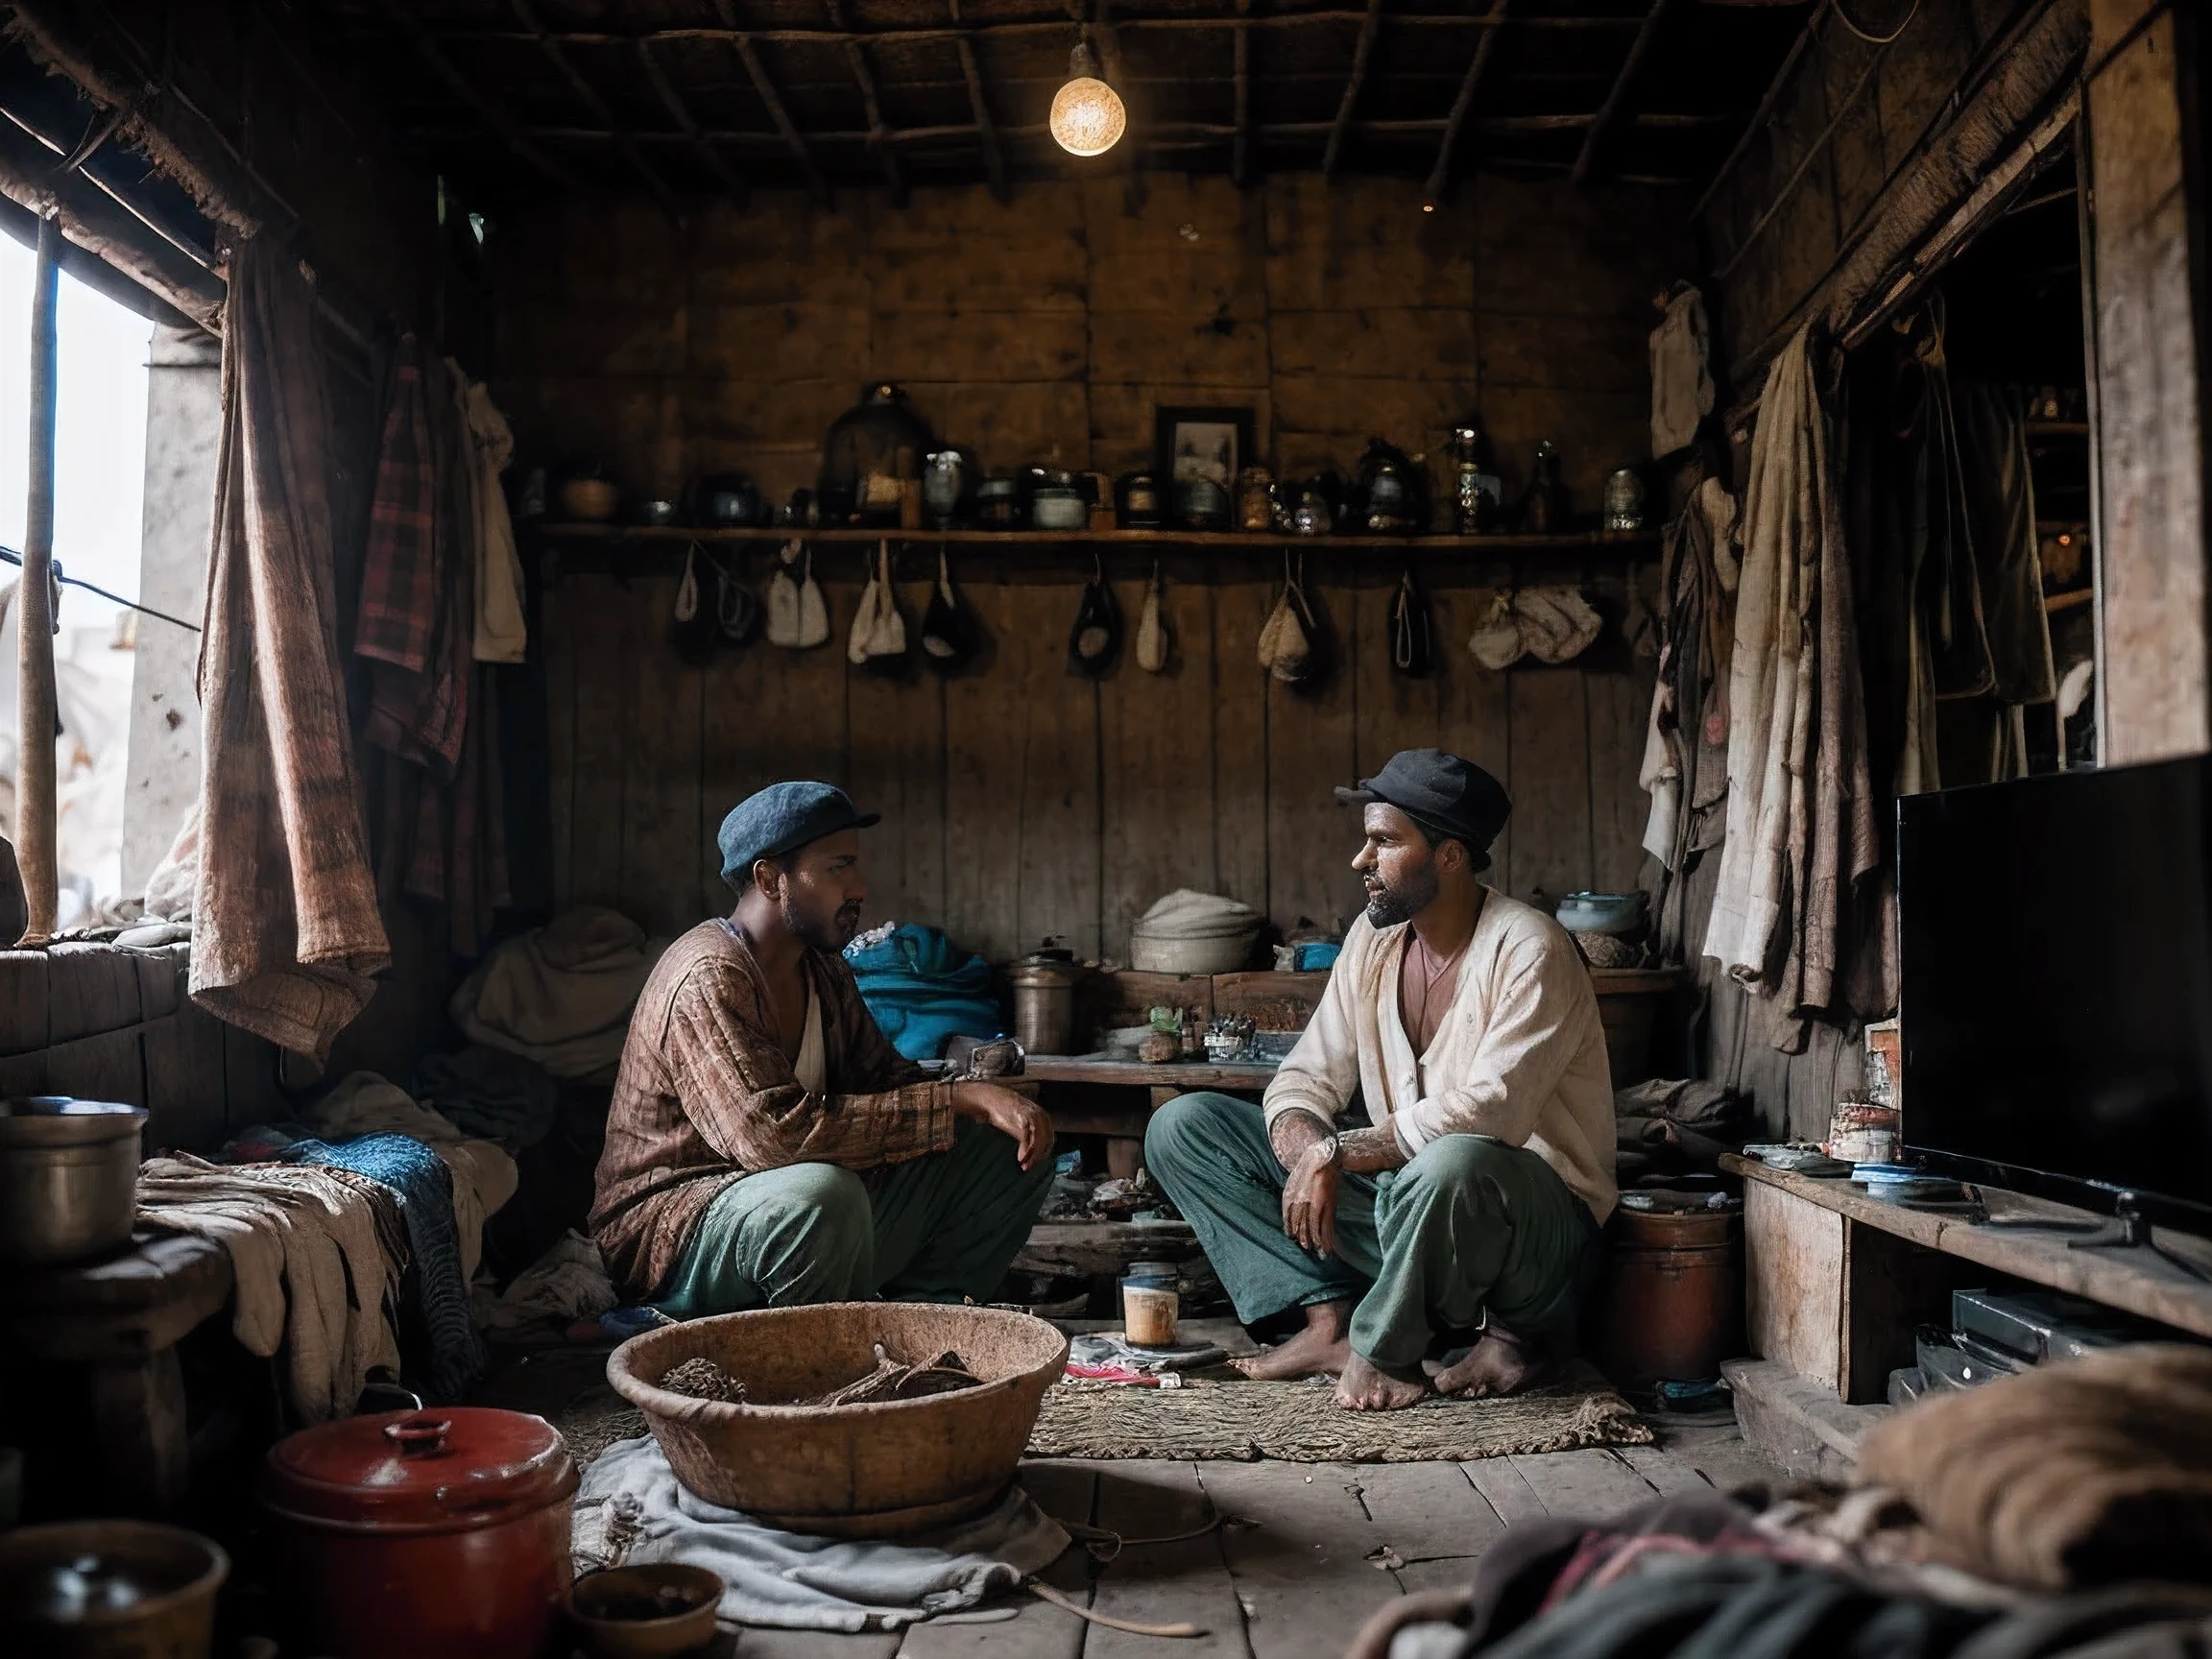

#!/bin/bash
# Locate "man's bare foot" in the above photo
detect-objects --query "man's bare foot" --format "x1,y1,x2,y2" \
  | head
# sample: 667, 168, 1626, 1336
1232, 1302, 1352, 1380
1334, 1351, 1431, 1410
1431, 1325, 1552, 1398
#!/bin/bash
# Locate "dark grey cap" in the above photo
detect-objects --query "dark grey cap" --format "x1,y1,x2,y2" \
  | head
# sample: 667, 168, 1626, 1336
718, 781, 879, 890
1334, 748, 1511, 857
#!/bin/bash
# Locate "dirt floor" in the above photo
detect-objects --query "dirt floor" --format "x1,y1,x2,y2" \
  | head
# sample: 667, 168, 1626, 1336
485, 1339, 1785, 1659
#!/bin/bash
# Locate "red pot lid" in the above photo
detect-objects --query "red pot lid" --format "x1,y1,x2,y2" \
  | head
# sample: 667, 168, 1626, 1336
260, 1408, 578, 1533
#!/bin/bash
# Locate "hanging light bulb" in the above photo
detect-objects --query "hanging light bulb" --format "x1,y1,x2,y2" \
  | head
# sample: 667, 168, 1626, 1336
1049, 36, 1126, 157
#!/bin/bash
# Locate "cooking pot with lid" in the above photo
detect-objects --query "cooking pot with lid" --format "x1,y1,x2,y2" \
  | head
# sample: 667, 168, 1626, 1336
0, 1096, 146, 1266
260, 1407, 578, 1659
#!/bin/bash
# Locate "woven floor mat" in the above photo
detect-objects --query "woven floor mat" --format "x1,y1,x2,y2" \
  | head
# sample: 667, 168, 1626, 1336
1025, 1376, 1653, 1462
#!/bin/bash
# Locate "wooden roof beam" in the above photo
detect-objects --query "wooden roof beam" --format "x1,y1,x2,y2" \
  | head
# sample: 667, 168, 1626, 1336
636, 39, 750, 204
949, 0, 1009, 204
512, 0, 678, 208
712, 2, 830, 205
432, 14, 1644, 50
1424, 0, 1509, 202
1571, 0, 1678, 187
1322, 0, 1384, 180
826, 0, 905, 202
381, 1, 577, 190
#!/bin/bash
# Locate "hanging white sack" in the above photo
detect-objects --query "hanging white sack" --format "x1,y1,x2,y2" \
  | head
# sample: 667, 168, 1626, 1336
1136, 562, 1169, 673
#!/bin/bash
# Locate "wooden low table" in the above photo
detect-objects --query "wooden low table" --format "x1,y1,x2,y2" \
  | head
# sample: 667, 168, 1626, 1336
1023, 1052, 1280, 1174
0, 1230, 234, 1510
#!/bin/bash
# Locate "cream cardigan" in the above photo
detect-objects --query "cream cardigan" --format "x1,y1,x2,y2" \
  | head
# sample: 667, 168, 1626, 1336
1262, 892, 1619, 1225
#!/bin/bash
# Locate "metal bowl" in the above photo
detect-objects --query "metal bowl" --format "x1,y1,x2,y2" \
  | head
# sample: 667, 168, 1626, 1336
608, 1303, 1068, 1537
0, 1097, 146, 1265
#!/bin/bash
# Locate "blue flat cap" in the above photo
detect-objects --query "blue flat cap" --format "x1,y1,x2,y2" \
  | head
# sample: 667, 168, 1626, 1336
1334, 748, 1510, 857
718, 781, 880, 890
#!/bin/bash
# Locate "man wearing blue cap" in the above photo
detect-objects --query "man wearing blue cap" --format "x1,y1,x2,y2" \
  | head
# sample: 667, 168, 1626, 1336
1147, 749, 1617, 1410
590, 781, 1055, 1315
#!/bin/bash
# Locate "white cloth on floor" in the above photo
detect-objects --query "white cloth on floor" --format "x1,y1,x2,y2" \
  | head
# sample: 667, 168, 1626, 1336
449, 906, 669, 1082
574, 1435, 1070, 1632
1650, 282, 1716, 457
472, 1228, 616, 1339
136, 1155, 401, 1423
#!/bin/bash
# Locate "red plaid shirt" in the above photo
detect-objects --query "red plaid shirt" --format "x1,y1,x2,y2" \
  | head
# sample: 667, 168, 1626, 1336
356, 338, 437, 671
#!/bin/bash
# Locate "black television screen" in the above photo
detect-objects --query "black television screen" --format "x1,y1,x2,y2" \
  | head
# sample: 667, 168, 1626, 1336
1897, 757, 2212, 1223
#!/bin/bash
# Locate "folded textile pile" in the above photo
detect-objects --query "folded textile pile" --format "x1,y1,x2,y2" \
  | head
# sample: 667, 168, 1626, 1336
573, 1434, 1069, 1631
1858, 1344, 2212, 1592
1613, 1077, 1749, 1183
280, 1133, 487, 1401
1356, 1488, 2212, 1659
843, 923, 1003, 1062
412, 1044, 560, 1148
449, 906, 668, 1083
472, 1228, 617, 1342
137, 1156, 402, 1423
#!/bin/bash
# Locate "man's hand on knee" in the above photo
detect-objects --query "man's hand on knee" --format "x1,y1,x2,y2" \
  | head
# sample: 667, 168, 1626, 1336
953, 1082, 1054, 1170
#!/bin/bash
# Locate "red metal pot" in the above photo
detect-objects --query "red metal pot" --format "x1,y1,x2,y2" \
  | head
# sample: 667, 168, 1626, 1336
259, 1408, 578, 1659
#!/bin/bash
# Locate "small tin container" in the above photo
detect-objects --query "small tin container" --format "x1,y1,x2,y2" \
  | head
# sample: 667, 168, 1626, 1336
1119, 1261, 1180, 1348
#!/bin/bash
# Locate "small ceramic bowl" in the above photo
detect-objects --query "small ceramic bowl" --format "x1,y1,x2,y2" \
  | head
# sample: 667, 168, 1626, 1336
1555, 891, 1648, 936
569, 1564, 724, 1658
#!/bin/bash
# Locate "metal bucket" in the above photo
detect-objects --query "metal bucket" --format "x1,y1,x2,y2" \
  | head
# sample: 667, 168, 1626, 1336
1594, 1206, 1743, 1386
0, 1097, 146, 1266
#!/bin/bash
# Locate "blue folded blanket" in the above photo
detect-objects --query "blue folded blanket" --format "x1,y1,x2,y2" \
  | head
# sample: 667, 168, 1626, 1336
283, 1133, 488, 1403
844, 925, 1005, 1062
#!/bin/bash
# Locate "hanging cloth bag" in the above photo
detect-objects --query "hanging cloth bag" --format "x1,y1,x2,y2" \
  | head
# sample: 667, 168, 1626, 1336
795, 544, 830, 649
847, 541, 908, 668
1257, 552, 1315, 685
1070, 554, 1122, 678
1468, 588, 1526, 671
1389, 567, 1431, 678
767, 540, 818, 649
920, 550, 975, 673
1136, 561, 1170, 673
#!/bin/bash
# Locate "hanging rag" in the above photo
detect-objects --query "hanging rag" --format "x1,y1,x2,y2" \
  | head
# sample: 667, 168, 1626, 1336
843, 923, 1005, 1062
282, 1133, 489, 1404
848, 542, 907, 668
191, 239, 390, 1058
1136, 562, 1169, 673
1390, 568, 1431, 678
454, 369, 526, 663
1069, 556, 1122, 678
920, 551, 975, 672
1953, 381, 2056, 781
574, 1435, 1070, 1632
1649, 281, 1717, 458
1467, 589, 1525, 671
449, 906, 670, 1082
1516, 587, 1603, 664
1258, 553, 1320, 685
1699, 325, 1882, 1049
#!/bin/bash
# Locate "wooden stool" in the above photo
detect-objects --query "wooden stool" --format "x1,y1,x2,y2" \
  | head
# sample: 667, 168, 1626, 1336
0, 1232, 233, 1511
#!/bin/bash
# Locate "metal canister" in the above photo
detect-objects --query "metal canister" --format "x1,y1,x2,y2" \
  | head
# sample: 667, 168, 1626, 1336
0, 1097, 146, 1266
1008, 951, 1083, 1056
1593, 1204, 1742, 1385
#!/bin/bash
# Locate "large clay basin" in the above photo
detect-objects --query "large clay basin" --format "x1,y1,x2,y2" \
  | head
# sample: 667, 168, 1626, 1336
607, 1302, 1070, 1537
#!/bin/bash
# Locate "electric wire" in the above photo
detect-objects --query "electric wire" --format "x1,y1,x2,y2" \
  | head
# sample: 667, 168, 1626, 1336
0, 542, 202, 633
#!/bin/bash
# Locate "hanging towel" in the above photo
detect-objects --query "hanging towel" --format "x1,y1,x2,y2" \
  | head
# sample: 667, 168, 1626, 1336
1699, 326, 1881, 1048
1136, 562, 1169, 673
191, 239, 390, 1058
1649, 282, 1716, 458
454, 370, 526, 663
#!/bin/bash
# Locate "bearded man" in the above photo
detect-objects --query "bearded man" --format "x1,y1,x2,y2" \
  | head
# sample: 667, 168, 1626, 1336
591, 781, 1055, 1317
1146, 749, 1616, 1410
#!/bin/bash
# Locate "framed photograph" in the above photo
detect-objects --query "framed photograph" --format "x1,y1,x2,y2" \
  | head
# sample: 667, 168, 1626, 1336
1155, 405, 1256, 492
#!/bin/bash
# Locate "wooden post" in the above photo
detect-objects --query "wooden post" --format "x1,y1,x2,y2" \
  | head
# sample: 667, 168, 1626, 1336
17, 214, 60, 948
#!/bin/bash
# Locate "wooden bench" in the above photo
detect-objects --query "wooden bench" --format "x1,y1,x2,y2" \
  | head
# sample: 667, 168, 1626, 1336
0, 1231, 233, 1511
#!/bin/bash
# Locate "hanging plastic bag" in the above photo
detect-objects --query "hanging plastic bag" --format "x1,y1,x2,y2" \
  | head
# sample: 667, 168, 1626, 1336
1389, 567, 1431, 678
921, 550, 974, 673
1257, 551, 1316, 685
1070, 554, 1122, 678
1516, 585, 1602, 664
1468, 588, 1525, 671
1136, 562, 1169, 673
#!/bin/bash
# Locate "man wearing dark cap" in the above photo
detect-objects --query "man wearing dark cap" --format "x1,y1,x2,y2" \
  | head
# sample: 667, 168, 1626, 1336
1147, 749, 1616, 1410
590, 781, 1056, 1316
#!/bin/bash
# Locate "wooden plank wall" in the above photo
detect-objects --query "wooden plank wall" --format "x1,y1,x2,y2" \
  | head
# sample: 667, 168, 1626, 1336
500, 172, 1689, 959
540, 558, 1657, 961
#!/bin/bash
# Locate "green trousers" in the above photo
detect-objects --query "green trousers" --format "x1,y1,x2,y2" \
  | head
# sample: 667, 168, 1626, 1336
1145, 1092, 1600, 1374
654, 1118, 1055, 1319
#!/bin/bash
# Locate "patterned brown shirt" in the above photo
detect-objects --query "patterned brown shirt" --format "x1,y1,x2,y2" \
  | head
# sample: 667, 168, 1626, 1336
589, 919, 957, 1297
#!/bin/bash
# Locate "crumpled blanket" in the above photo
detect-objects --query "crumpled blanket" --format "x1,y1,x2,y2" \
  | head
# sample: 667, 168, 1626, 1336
573, 1434, 1070, 1632
136, 1155, 401, 1424
449, 906, 668, 1082
1858, 1344, 2212, 1593
412, 1044, 559, 1147
282, 1133, 487, 1403
843, 924, 1003, 1062
472, 1228, 617, 1341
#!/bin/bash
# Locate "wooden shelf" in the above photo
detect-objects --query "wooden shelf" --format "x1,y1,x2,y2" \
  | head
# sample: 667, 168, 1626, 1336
528, 521, 1660, 556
